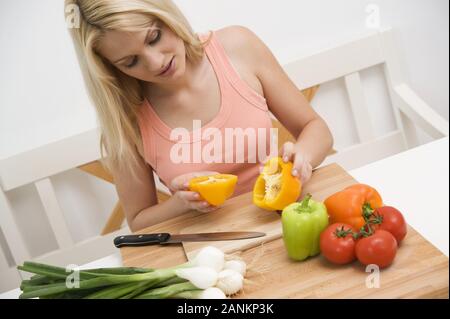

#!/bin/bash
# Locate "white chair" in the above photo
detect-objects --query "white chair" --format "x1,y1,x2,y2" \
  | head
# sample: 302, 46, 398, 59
0, 129, 130, 292
280, 27, 448, 170
0, 129, 176, 293
1, 26, 448, 293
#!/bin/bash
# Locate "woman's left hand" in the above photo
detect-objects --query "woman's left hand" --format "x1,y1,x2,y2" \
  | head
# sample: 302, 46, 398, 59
279, 141, 313, 185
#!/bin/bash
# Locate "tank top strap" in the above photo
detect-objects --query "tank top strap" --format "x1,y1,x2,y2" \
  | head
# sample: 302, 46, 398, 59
137, 106, 158, 169
198, 30, 268, 109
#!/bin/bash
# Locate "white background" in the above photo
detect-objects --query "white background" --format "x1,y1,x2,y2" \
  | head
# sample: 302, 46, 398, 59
0, 0, 448, 260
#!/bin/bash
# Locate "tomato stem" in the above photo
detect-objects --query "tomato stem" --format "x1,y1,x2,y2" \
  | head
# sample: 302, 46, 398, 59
357, 223, 375, 238
334, 226, 353, 238
354, 207, 383, 239
362, 203, 374, 222
367, 212, 383, 225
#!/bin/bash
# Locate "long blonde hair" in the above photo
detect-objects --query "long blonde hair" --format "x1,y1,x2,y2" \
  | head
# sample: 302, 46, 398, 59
64, 0, 209, 180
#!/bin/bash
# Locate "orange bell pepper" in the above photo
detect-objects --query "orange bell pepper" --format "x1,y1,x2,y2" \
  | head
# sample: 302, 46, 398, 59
324, 184, 383, 230
253, 157, 302, 211
188, 174, 238, 206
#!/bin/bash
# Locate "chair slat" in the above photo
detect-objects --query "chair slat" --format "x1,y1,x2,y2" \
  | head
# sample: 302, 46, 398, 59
0, 265, 22, 294
379, 28, 419, 149
35, 178, 73, 249
0, 190, 30, 264
345, 72, 375, 142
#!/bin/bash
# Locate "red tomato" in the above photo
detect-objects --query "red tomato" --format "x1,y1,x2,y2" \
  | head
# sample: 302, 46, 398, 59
320, 223, 357, 265
355, 229, 397, 268
372, 206, 407, 244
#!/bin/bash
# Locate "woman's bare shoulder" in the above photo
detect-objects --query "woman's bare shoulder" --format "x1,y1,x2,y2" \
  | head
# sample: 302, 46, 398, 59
214, 25, 261, 74
215, 25, 258, 49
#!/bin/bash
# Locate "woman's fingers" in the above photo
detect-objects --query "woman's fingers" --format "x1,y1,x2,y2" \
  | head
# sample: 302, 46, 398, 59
177, 191, 201, 201
292, 153, 313, 184
195, 202, 219, 213
190, 200, 218, 212
259, 142, 295, 173
171, 170, 224, 212
300, 163, 313, 184
280, 142, 313, 184
171, 177, 187, 191
175, 191, 219, 212
292, 152, 304, 178
281, 142, 295, 163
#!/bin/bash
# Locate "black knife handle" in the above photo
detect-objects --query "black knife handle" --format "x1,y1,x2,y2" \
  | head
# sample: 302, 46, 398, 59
113, 233, 171, 248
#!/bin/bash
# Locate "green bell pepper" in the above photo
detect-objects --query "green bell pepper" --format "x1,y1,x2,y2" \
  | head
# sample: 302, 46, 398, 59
281, 194, 329, 261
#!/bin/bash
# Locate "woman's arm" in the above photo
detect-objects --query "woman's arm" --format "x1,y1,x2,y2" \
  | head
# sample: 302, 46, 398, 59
130, 192, 193, 231
288, 117, 334, 168
111, 155, 185, 232
113, 155, 219, 232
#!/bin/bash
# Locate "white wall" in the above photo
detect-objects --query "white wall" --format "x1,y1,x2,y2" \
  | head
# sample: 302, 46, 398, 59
0, 0, 448, 262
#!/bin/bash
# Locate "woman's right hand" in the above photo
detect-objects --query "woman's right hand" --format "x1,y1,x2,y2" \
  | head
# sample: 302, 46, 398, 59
170, 171, 220, 213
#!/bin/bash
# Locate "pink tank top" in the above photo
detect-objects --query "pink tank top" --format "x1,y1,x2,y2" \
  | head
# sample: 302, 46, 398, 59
137, 30, 275, 197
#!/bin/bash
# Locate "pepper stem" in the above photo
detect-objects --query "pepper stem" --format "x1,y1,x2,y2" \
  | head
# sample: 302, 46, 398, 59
362, 203, 374, 221
300, 193, 312, 209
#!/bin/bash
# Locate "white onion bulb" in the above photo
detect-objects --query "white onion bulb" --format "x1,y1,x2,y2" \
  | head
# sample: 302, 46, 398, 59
215, 269, 244, 295
176, 267, 218, 289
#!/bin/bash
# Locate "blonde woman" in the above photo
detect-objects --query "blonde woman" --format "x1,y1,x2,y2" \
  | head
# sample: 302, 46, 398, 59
64, 0, 333, 231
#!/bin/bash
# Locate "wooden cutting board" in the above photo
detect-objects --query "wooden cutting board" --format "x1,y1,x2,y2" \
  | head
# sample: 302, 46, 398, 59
120, 163, 449, 298
180, 163, 354, 261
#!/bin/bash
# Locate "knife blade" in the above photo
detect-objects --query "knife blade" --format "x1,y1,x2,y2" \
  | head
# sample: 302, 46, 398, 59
113, 231, 265, 248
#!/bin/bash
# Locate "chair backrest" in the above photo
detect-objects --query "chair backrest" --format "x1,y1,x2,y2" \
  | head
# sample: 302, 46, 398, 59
280, 27, 448, 170
0, 129, 129, 292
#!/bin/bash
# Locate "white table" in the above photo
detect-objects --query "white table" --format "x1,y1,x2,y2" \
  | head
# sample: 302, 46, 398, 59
2, 137, 448, 298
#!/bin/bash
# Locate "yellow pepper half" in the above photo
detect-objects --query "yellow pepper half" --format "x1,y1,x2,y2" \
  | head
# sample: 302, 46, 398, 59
188, 174, 238, 206
253, 157, 302, 211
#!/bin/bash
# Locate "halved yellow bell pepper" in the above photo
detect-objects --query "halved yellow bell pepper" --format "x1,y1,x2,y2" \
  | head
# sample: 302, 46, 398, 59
253, 157, 302, 211
188, 174, 238, 206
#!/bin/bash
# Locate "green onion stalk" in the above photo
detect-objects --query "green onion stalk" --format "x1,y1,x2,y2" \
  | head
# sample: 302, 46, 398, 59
17, 246, 245, 299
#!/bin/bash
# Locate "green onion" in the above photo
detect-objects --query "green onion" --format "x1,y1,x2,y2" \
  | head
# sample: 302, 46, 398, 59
17, 246, 244, 299
134, 282, 198, 299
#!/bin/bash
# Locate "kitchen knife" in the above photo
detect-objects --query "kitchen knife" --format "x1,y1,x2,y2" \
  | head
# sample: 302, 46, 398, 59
113, 231, 265, 248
